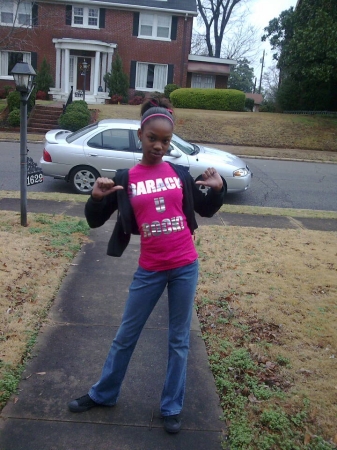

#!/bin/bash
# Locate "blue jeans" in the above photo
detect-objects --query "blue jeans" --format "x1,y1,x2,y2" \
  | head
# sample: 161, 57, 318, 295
89, 259, 199, 416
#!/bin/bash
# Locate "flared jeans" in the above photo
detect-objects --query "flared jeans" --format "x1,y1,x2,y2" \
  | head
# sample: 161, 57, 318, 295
89, 259, 199, 416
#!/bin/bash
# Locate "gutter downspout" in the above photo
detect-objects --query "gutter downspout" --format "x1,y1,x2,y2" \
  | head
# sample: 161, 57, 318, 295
180, 13, 188, 87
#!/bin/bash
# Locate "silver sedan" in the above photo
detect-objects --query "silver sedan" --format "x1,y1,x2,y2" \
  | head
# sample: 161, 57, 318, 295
40, 119, 252, 194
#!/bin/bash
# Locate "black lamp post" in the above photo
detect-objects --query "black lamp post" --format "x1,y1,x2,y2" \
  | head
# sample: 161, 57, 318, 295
10, 61, 36, 227
82, 59, 88, 102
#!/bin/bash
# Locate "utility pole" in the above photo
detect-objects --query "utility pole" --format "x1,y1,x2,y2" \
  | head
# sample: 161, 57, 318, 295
258, 50, 265, 94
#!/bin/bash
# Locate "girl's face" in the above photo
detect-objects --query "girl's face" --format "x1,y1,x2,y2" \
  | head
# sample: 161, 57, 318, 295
137, 118, 173, 166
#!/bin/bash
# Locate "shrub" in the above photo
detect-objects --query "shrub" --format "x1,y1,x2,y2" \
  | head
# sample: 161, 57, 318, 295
245, 97, 255, 112
110, 94, 123, 104
1, 85, 14, 98
66, 101, 90, 117
36, 90, 48, 100
7, 108, 20, 127
170, 88, 245, 111
71, 100, 88, 109
164, 83, 180, 99
134, 90, 145, 99
0, 89, 6, 99
128, 96, 144, 105
259, 101, 276, 113
104, 53, 128, 101
35, 57, 54, 94
58, 110, 90, 131
7, 91, 21, 112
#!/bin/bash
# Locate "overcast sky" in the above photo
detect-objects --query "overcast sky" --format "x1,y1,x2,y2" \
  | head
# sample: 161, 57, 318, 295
249, 0, 298, 73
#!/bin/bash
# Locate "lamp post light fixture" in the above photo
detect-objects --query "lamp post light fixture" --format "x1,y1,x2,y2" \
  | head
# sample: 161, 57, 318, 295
82, 59, 88, 102
10, 61, 36, 227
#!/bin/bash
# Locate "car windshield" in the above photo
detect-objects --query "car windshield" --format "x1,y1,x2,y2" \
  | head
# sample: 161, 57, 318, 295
66, 123, 99, 143
171, 134, 199, 155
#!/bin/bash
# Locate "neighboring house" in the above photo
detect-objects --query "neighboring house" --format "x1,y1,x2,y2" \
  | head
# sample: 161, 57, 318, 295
0, 0, 197, 103
245, 93, 263, 112
187, 55, 236, 89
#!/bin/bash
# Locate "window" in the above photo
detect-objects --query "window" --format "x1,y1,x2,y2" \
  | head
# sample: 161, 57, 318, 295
0, 1, 32, 27
136, 63, 168, 92
72, 6, 99, 28
0, 51, 31, 78
139, 13, 171, 40
88, 129, 130, 151
191, 74, 215, 89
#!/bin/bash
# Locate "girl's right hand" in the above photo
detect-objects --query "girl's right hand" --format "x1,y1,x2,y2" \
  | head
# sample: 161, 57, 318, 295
91, 177, 124, 200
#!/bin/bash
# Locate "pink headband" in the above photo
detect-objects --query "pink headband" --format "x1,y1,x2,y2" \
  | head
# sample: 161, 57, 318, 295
141, 113, 174, 127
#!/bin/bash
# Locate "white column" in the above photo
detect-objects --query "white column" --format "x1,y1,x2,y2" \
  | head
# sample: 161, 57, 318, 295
101, 52, 107, 88
55, 47, 61, 89
93, 51, 100, 94
60, 50, 65, 92
64, 48, 70, 94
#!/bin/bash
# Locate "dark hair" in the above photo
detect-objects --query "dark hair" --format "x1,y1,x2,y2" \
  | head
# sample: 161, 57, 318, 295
140, 97, 174, 129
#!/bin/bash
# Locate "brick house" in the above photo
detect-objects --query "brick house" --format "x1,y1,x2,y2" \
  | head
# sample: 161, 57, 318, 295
0, 0, 236, 104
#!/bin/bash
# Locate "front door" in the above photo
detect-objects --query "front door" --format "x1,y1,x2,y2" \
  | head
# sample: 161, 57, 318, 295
77, 57, 91, 93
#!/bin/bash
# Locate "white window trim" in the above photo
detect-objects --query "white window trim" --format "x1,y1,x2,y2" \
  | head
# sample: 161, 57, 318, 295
0, 50, 31, 79
135, 62, 168, 93
72, 5, 99, 29
0, 0, 32, 28
138, 13, 171, 41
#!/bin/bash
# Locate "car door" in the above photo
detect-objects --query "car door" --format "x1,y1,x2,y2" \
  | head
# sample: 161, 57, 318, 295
83, 128, 138, 177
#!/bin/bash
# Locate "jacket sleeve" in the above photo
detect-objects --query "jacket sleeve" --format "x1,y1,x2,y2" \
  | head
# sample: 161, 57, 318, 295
190, 175, 225, 217
84, 193, 118, 228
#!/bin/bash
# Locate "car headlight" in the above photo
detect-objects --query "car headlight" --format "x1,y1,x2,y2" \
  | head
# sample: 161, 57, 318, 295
233, 168, 249, 177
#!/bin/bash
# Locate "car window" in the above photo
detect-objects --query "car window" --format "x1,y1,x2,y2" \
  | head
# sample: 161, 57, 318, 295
66, 123, 99, 143
171, 134, 195, 155
88, 129, 130, 151
131, 130, 141, 153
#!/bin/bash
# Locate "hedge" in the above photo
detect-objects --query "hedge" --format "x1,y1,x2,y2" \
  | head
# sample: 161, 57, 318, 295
59, 110, 91, 131
7, 108, 20, 127
59, 101, 91, 131
170, 88, 245, 111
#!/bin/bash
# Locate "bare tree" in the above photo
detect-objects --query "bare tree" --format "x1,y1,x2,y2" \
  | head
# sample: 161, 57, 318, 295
261, 64, 280, 102
196, 0, 251, 58
221, 19, 259, 62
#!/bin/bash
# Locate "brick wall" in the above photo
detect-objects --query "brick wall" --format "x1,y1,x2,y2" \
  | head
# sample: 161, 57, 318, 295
0, 3, 193, 90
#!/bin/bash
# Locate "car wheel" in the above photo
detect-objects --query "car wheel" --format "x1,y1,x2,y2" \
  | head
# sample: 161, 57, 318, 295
195, 175, 227, 194
69, 166, 99, 194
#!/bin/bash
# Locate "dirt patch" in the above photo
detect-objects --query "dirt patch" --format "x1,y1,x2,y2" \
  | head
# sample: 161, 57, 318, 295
195, 225, 337, 447
0, 211, 89, 407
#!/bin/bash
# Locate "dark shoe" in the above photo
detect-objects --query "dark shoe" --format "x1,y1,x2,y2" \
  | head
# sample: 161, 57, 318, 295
163, 414, 181, 434
68, 394, 98, 413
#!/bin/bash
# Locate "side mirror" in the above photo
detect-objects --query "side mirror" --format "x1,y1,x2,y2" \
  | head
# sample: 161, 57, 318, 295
168, 148, 182, 158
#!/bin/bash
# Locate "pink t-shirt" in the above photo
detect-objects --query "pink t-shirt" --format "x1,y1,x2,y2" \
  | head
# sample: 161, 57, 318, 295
128, 162, 198, 271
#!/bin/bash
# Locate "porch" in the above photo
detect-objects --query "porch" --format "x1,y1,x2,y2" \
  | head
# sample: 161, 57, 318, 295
50, 38, 117, 105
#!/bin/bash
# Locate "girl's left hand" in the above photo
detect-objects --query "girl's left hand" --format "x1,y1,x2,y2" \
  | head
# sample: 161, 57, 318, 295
195, 168, 223, 192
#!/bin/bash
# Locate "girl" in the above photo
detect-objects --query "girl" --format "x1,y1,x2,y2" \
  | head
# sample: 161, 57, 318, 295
68, 98, 225, 434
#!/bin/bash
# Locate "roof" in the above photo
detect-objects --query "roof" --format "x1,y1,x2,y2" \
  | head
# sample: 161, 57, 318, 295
188, 55, 237, 66
245, 93, 263, 105
89, 0, 197, 15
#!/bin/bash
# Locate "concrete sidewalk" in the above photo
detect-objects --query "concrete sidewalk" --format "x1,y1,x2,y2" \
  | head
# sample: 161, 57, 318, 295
0, 197, 336, 231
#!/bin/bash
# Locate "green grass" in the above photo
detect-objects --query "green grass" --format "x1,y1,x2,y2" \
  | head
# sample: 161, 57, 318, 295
203, 328, 335, 450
